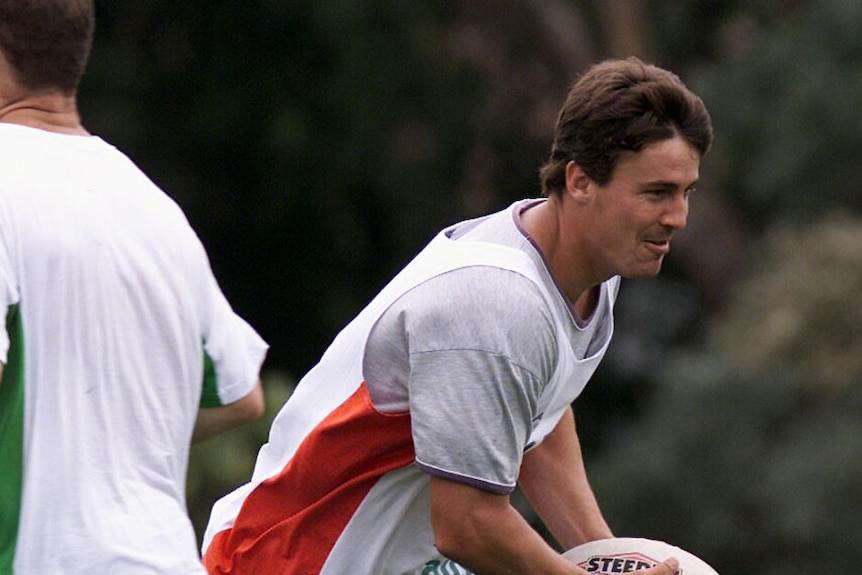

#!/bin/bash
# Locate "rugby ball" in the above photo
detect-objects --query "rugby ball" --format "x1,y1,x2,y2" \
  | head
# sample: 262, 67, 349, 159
562, 537, 719, 574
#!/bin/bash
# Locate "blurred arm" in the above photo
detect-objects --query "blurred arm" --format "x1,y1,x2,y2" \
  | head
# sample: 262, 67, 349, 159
518, 405, 613, 550
192, 379, 265, 444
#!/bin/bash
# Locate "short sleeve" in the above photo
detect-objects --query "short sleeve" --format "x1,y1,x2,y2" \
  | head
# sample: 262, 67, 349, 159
199, 264, 268, 406
400, 267, 557, 493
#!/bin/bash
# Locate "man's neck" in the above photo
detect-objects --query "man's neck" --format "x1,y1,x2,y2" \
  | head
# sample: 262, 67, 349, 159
520, 196, 601, 319
0, 50, 89, 136
0, 93, 89, 136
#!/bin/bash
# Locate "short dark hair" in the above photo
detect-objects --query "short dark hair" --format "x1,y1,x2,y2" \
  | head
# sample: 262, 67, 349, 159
0, 0, 95, 94
539, 57, 713, 194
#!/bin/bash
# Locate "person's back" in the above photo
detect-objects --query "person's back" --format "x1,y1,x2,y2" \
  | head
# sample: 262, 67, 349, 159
0, 124, 222, 573
0, 1, 268, 573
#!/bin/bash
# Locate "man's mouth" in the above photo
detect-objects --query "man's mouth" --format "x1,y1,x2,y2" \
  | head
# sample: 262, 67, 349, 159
643, 238, 671, 255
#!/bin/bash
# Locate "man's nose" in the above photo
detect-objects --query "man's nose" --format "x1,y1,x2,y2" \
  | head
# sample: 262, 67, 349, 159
661, 193, 689, 229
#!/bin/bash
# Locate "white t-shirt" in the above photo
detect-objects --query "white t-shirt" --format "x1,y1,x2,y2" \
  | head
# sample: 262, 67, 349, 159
0, 123, 267, 574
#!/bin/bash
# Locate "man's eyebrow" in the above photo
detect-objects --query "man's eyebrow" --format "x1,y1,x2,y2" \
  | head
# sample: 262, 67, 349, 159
641, 179, 699, 190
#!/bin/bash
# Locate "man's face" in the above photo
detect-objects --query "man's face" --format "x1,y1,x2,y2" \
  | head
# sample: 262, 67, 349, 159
582, 135, 701, 280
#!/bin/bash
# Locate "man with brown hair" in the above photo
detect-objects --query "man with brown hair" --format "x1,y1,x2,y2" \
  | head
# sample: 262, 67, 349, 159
203, 57, 712, 574
0, 1, 268, 573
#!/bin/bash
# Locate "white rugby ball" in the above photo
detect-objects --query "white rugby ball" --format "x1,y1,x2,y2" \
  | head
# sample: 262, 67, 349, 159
562, 537, 719, 574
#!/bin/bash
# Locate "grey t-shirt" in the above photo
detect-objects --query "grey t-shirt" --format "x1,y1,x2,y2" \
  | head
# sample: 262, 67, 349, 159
363, 200, 614, 493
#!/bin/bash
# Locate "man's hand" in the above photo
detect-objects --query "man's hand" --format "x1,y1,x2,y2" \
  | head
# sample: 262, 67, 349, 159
640, 558, 679, 575
564, 556, 679, 575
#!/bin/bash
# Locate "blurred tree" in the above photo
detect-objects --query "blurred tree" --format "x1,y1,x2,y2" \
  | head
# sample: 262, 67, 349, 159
691, 0, 862, 228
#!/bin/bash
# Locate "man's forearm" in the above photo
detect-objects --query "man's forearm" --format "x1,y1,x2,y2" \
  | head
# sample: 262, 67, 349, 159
430, 476, 592, 575
192, 380, 265, 443
518, 407, 613, 550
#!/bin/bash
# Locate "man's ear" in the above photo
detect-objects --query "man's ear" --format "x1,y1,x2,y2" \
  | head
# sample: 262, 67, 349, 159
564, 161, 592, 202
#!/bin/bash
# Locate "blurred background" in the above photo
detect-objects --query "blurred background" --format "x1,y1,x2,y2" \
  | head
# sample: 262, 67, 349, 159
81, 1, 861, 573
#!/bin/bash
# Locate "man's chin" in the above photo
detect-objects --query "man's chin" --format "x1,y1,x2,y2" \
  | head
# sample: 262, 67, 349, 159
622, 260, 665, 280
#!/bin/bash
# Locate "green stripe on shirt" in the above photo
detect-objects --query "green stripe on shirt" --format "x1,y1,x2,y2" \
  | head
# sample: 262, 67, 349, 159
0, 304, 25, 573
198, 349, 223, 408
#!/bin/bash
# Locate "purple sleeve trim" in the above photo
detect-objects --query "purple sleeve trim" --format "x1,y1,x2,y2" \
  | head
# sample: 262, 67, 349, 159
415, 459, 517, 495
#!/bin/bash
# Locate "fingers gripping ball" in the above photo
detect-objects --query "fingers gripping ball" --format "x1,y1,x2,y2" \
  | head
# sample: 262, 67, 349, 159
562, 538, 719, 574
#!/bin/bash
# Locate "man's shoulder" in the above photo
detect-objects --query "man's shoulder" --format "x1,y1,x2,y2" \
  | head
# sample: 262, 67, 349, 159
412, 265, 547, 311
391, 266, 556, 348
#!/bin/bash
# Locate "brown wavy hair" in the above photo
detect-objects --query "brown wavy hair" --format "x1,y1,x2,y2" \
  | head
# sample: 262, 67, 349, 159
539, 57, 713, 195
